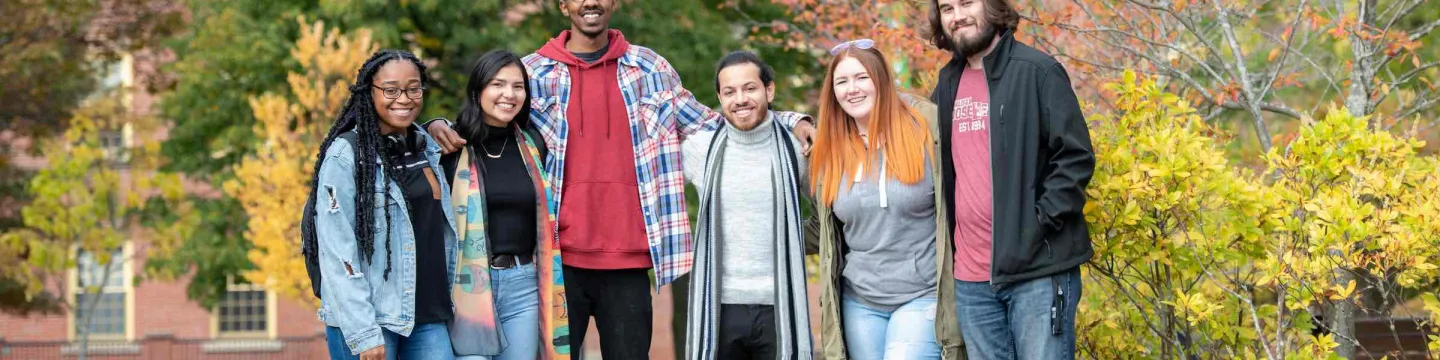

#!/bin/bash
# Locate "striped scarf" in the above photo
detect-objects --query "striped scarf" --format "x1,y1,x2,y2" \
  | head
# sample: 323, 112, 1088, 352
448, 128, 570, 358
686, 119, 813, 360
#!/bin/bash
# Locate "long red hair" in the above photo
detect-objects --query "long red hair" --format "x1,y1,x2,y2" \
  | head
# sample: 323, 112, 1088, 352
810, 46, 933, 206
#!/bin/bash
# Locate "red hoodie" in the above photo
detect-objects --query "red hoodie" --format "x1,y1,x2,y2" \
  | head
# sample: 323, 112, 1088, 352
535, 30, 651, 270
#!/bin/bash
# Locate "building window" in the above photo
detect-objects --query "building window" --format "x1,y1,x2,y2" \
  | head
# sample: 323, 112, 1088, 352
98, 123, 133, 164
213, 281, 275, 338
72, 248, 129, 340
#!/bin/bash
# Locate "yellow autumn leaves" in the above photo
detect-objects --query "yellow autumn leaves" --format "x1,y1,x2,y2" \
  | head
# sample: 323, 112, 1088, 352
225, 18, 378, 305
1081, 70, 1440, 358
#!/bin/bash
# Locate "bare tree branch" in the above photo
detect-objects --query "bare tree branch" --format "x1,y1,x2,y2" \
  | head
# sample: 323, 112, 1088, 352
1256, 0, 1310, 104
1378, 0, 1426, 37
1211, 0, 1274, 151
1408, 14, 1440, 42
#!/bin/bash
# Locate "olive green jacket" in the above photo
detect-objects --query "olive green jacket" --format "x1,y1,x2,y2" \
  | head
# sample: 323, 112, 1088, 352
815, 95, 965, 359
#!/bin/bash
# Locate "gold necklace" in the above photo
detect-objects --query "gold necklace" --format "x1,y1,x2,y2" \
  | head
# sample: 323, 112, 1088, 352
483, 136, 509, 159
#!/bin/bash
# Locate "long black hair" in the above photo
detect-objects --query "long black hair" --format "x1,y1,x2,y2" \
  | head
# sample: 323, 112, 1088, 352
455, 50, 532, 143
302, 49, 429, 281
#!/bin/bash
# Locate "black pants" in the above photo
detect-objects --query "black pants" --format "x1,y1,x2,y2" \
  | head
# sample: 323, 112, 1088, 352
564, 265, 652, 359
717, 304, 778, 360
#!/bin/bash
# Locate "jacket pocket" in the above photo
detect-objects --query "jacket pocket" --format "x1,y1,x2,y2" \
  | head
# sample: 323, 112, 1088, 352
532, 96, 563, 124
635, 94, 672, 138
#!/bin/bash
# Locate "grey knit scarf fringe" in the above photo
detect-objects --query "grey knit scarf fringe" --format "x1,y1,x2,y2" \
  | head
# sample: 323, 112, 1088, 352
685, 119, 814, 360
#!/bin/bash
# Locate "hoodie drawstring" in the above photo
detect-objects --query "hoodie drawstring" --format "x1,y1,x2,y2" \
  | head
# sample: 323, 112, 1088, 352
604, 61, 615, 139
571, 64, 583, 136
853, 153, 889, 209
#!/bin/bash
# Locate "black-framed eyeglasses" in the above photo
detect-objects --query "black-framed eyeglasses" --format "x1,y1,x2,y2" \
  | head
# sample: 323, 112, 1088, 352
829, 39, 876, 56
372, 85, 426, 100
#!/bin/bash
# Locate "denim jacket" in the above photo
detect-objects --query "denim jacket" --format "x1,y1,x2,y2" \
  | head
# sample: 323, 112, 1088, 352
314, 127, 458, 355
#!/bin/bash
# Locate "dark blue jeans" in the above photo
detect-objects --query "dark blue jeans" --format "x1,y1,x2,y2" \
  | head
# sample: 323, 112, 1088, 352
326, 321, 454, 360
953, 268, 1082, 360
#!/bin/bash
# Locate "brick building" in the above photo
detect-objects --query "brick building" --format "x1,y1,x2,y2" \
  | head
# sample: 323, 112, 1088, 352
0, 52, 328, 360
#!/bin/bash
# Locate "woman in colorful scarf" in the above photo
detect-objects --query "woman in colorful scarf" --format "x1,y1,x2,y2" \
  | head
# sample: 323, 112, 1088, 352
809, 40, 966, 360
440, 49, 570, 360
305, 49, 459, 360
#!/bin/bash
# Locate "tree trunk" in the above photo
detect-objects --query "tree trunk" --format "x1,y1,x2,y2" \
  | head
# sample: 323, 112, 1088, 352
1333, 0, 1379, 357
1330, 271, 1359, 358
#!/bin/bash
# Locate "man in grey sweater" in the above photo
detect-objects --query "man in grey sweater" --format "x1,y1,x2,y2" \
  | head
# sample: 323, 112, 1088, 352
681, 51, 814, 360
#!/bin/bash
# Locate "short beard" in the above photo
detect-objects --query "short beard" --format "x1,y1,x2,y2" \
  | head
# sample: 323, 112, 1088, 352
952, 21, 998, 59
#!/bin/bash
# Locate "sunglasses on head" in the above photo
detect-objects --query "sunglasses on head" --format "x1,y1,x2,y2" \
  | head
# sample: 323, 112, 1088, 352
829, 39, 876, 56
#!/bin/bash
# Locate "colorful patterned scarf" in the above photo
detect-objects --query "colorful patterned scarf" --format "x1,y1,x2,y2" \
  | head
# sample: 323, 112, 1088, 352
448, 128, 570, 358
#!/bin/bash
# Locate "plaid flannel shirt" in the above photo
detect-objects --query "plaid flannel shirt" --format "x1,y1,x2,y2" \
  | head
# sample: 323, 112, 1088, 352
523, 45, 802, 289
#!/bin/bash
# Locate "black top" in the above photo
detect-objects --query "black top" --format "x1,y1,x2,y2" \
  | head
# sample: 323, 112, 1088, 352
385, 128, 453, 324
441, 125, 545, 258
574, 42, 610, 64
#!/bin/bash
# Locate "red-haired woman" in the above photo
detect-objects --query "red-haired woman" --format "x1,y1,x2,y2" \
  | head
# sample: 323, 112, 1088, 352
811, 40, 965, 360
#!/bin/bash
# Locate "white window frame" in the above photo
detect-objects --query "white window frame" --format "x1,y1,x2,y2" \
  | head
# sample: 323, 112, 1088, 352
210, 278, 278, 339
66, 243, 135, 342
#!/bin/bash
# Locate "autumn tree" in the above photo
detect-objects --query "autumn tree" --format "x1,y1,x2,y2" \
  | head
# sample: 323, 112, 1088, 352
1081, 71, 1440, 359
1023, 0, 1440, 153
224, 19, 377, 303
750, 0, 950, 92
1261, 107, 1440, 358
1, 0, 185, 313
1019, 2, 1440, 356
1082, 70, 1292, 359
0, 93, 185, 356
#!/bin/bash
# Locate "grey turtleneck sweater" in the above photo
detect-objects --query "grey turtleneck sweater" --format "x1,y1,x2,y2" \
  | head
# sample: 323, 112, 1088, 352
681, 113, 809, 305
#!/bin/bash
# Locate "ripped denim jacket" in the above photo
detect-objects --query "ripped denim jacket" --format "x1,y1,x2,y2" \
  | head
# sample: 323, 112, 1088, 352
313, 128, 457, 354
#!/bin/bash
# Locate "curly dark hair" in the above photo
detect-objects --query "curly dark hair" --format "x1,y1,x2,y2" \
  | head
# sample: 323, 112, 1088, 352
302, 49, 429, 281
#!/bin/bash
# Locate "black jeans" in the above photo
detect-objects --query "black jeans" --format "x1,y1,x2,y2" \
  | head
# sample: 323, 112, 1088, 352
564, 266, 652, 359
717, 304, 777, 360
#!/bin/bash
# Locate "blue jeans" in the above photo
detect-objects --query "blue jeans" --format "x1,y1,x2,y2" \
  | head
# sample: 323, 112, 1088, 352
326, 321, 454, 360
953, 268, 1082, 360
841, 294, 941, 360
457, 263, 542, 360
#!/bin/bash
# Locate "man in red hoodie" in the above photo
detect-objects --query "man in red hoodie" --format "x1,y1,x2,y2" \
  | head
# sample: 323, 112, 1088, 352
427, 0, 816, 357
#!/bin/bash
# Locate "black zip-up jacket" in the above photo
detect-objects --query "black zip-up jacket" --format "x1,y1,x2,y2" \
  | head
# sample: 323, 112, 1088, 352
930, 29, 1096, 286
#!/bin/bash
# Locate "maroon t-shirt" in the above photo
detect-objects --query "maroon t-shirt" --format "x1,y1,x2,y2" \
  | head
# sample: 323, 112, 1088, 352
951, 66, 995, 282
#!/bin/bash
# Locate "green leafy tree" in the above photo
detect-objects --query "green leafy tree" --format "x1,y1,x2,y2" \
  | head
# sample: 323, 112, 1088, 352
0, 0, 183, 313
0, 93, 185, 357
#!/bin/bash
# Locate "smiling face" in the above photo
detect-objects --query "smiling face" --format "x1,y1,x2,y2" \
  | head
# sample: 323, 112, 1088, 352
478, 65, 528, 127
371, 60, 424, 134
716, 63, 774, 131
939, 0, 997, 58
831, 56, 876, 125
561, 0, 617, 38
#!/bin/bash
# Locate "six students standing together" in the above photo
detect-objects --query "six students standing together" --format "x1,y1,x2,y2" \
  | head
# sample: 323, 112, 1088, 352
304, 0, 1094, 359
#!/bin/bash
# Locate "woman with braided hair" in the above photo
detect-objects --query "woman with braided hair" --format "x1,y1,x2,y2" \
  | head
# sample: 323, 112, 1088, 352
303, 49, 459, 360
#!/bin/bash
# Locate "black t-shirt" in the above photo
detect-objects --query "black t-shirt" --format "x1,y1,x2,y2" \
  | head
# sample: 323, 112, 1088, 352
477, 125, 538, 257
574, 42, 610, 64
385, 129, 453, 324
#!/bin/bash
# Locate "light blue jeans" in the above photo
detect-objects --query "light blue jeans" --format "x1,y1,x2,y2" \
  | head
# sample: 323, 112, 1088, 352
841, 293, 942, 360
953, 268, 1082, 360
326, 321, 453, 360
456, 263, 541, 360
